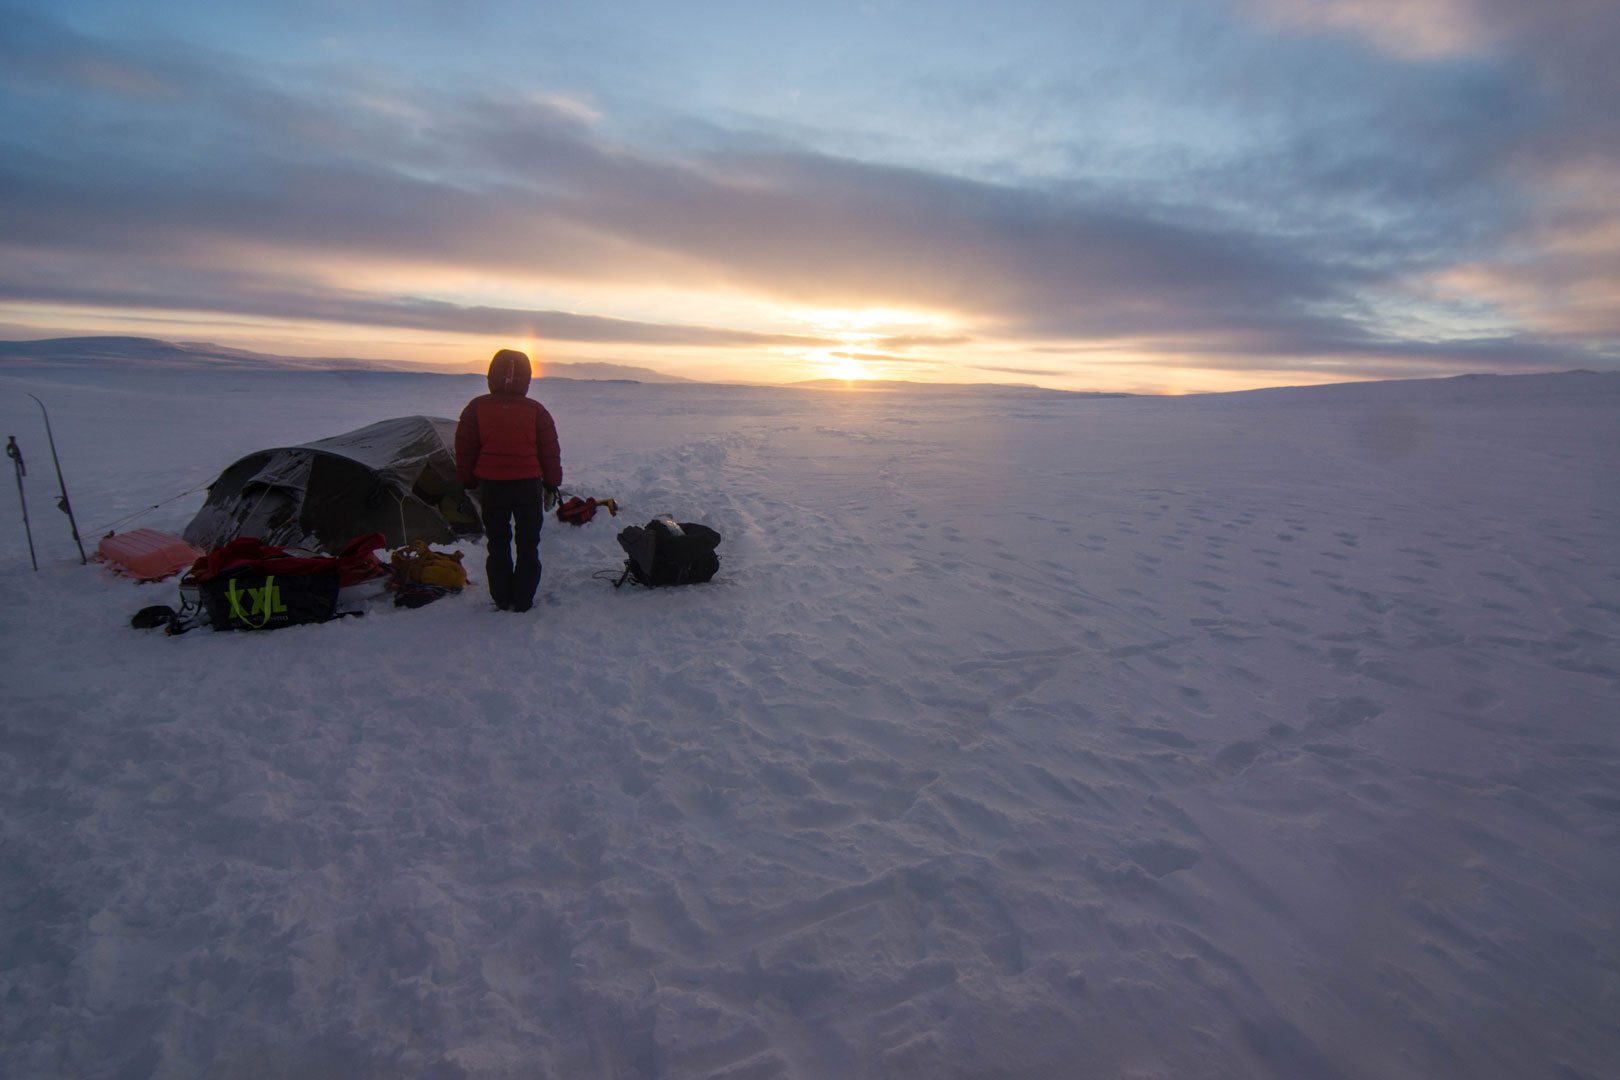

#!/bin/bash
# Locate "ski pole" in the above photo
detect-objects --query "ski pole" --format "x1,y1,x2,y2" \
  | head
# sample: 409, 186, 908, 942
6, 436, 37, 571
27, 394, 87, 564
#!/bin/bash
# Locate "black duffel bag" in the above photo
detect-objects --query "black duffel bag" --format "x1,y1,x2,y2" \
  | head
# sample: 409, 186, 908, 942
615, 517, 722, 587
199, 570, 341, 630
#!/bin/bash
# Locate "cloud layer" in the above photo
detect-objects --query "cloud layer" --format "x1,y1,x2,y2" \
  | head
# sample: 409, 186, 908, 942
1, 2, 1615, 384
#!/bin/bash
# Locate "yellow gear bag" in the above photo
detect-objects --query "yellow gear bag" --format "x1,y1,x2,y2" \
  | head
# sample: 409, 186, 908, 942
389, 540, 469, 590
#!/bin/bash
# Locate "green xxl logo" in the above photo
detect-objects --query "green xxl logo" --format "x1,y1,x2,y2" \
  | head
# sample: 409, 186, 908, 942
226, 575, 288, 628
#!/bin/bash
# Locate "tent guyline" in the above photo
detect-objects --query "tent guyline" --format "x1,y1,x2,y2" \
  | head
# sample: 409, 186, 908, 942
89, 482, 214, 539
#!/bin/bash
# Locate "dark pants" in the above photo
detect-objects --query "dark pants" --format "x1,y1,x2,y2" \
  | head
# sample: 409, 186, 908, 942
478, 478, 543, 611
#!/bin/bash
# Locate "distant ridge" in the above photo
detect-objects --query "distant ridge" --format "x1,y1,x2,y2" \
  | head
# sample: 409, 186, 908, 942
0, 336, 695, 383
1201, 368, 1620, 403
533, 360, 693, 383
7, 337, 1611, 398
0, 336, 402, 372
793, 378, 1131, 397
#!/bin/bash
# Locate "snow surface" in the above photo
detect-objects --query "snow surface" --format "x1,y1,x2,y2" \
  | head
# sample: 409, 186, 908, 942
2, 368, 1618, 1079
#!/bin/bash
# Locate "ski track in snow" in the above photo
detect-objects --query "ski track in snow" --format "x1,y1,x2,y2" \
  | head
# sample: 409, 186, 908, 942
2, 369, 1619, 1079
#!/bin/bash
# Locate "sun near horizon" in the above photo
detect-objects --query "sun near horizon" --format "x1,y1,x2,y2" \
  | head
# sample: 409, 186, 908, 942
0, 309, 1513, 396
0, 301, 1432, 396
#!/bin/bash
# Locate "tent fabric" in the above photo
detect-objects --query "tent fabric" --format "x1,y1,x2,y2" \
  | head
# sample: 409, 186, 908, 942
183, 416, 482, 554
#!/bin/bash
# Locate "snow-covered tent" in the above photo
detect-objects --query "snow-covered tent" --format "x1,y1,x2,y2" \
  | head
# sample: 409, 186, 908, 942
183, 416, 481, 554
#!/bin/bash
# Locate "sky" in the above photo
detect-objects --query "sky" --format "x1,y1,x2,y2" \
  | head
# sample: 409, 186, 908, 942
1, 0, 1617, 393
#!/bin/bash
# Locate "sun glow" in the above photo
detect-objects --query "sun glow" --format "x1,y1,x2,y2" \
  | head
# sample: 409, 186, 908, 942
827, 355, 867, 381
773, 304, 962, 383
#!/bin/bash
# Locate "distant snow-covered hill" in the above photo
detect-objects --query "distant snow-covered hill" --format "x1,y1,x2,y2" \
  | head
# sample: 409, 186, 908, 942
0, 336, 695, 383
1203, 368, 1620, 404
793, 377, 1131, 397
0, 336, 400, 372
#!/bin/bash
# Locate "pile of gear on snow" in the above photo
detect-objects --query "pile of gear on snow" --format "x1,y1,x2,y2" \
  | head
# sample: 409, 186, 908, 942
103, 411, 721, 634
123, 509, 724, 634
127, 531, 467, 634
18, 404, 724, 634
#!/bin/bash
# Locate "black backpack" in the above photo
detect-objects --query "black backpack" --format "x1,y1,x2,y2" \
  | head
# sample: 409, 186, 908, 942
615, 517, 722, 587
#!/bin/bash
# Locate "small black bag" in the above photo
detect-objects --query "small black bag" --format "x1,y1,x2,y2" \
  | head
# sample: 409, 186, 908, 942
616, 517, 722, 587
199, 571, 341, 631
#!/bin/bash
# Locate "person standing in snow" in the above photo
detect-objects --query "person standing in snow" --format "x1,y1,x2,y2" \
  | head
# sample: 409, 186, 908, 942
455, 348, 562, 612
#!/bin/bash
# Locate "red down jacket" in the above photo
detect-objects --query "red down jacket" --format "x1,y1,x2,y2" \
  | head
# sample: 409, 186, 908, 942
455, 349, 562, 487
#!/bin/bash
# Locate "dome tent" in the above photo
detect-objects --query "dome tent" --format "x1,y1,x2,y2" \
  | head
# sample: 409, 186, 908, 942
183, 416, 481, 555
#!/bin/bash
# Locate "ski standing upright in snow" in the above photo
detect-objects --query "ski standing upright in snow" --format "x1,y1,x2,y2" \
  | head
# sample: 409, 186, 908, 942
28, 394, 86, 564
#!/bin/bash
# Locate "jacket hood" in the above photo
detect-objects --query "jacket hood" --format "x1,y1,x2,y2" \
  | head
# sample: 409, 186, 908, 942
487, 349, 532, 396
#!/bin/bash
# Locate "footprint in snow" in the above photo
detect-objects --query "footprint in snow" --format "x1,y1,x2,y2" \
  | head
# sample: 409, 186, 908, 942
1118, 725, 1196, 749
1125, 838, 1201, 878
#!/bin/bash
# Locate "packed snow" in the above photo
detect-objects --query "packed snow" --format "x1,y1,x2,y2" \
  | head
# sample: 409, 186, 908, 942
2, 365, 1618, 1079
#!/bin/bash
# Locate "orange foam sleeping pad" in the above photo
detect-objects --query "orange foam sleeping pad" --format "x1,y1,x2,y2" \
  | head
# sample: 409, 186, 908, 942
96, 528, 204, 581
